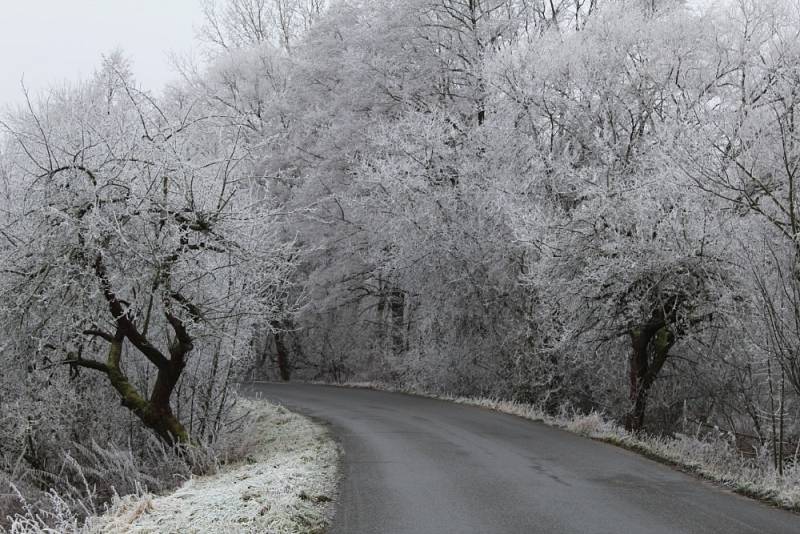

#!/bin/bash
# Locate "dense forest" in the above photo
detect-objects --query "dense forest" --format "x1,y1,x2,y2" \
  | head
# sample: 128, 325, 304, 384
3, 0, 800, 527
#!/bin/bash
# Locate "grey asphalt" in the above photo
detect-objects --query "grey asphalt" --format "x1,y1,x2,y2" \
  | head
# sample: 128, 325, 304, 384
244, 382, 800, 534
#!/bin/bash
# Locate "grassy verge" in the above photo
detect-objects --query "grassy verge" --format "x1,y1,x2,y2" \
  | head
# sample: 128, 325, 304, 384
7, 399, 339, 534
89, 398, 339, 534
322, 380, 800, 513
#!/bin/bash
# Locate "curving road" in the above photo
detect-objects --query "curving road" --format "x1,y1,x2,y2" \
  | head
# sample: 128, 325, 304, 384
245, 382, 799, 534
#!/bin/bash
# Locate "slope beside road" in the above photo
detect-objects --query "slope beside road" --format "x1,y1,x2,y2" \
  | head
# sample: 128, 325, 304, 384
245, 382, 799, 534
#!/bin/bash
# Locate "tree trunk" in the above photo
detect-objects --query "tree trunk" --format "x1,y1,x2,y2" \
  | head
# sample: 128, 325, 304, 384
626, 325, 675, 432
103, 338, 191, 446
148, 362, 189, 445
143, 401, 190, 446
389, 288, 405, 353
626, 327, 651, 431
86, 239, 195, 447
269, 318, 293, 381
274, 330, 291, 381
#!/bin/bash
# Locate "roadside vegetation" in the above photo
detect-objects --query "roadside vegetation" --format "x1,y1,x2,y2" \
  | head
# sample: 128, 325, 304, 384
4, 399, 338, 534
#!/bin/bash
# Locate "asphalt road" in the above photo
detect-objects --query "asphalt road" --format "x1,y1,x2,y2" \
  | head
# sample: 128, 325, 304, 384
245, 382, 799, 534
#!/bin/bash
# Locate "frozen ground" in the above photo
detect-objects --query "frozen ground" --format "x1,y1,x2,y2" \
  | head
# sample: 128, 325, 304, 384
87, 399, 339, 534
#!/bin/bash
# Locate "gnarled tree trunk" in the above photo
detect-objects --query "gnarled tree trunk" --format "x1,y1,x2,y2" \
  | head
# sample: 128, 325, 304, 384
67, 254, 195, 447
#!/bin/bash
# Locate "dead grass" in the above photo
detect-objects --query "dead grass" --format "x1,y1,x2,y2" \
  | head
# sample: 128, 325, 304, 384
4, 399, 340, 534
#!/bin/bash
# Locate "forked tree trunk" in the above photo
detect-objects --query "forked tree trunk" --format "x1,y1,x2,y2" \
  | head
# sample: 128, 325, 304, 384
100, 334, 191, 446
626, 325, 675, 432
70, 255, 196, 447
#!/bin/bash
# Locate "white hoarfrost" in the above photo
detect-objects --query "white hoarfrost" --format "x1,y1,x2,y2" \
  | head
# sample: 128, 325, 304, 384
87, 399, 339, 534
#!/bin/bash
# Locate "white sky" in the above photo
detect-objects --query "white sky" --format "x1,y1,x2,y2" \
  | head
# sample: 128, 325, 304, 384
0, 0, 724, 109
0, 0, 206, 107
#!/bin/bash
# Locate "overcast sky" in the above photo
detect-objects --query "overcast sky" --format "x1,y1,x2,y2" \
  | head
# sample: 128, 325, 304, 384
0, 0, 205, 107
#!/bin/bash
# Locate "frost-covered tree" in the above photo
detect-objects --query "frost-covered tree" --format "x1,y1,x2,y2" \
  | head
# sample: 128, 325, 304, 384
200, 0, 327, 53
672, 1, 800, 457
0, 55, 295, 445
488, 1, 740, 429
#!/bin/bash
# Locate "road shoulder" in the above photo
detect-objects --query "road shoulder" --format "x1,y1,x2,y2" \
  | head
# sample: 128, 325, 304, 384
88, 398, 339, 534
